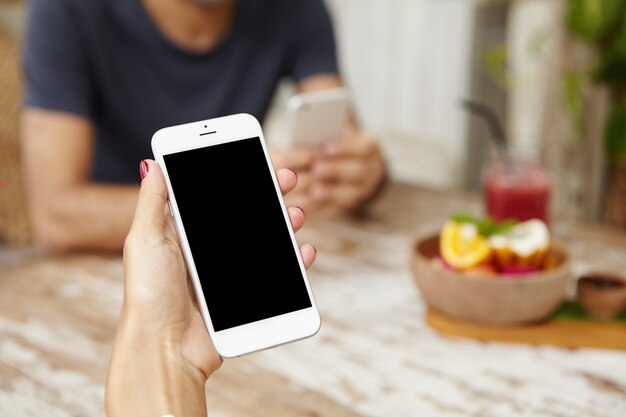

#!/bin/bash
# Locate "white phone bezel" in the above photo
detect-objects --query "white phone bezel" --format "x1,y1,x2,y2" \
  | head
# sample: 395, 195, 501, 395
284, 88, 350, 147
151, 113, 321, 359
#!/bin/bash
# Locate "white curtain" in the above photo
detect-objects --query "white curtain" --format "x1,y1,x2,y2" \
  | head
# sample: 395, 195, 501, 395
325, 0, 475, 187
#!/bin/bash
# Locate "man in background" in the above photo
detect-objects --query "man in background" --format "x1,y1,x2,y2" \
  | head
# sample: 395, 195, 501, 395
21, 0, 386, 252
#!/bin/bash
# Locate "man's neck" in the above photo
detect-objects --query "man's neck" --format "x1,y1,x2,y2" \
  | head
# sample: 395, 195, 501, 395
141, 0, 235, 53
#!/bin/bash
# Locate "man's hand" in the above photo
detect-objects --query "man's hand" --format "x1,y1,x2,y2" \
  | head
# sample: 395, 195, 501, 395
286, 74, 388, 215
309, 130, 386, 213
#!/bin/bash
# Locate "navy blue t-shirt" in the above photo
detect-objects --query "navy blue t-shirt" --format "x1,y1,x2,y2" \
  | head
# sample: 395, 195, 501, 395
23, 0, 338, 183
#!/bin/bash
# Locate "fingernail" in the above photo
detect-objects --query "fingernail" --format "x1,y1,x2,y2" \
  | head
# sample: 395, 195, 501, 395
295, 206, 305, 215
139, 160, 149, 180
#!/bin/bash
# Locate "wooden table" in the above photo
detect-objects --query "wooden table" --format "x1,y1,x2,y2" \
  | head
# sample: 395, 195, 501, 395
1, 182, 625, 417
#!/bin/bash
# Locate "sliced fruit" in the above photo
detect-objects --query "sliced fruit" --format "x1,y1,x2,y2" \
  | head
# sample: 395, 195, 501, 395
489, 219, 550, 270
431, 255, 454, 271
440, 220, 492, 270
501, 266, 540, 277
464, 264, 498, 278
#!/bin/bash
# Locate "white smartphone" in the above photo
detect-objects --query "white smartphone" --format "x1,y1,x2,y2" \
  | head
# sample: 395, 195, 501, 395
151, 113, 321, 359
284, 88, 350, 147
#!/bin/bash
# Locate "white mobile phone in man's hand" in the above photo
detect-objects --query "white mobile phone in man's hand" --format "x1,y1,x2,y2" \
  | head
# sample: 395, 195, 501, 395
151, 113, 321, 358
284, 88, 350, 147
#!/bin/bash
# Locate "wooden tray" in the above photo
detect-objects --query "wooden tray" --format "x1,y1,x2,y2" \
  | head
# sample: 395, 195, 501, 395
426, 302, 626, 351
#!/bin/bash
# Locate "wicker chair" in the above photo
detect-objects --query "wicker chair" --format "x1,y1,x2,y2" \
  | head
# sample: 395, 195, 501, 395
0, 27, 31, 245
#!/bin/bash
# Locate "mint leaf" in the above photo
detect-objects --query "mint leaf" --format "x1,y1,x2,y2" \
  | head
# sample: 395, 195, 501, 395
476, 217, 498, 236
450, 213, 517, 237
493, 219, 517, 235
451, 213, 477, 224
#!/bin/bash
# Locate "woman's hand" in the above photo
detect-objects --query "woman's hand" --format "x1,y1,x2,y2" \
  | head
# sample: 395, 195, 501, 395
270, 146, 322, 213
106, 160, 317, 417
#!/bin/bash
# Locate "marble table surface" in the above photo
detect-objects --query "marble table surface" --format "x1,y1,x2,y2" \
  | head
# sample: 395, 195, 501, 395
1, 181, 625, 417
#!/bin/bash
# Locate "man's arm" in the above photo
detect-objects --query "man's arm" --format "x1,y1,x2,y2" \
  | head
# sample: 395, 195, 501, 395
21, 108, 138, 253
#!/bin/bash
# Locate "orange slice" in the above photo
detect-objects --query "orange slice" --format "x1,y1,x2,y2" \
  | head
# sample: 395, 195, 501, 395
440, 220, 492, 270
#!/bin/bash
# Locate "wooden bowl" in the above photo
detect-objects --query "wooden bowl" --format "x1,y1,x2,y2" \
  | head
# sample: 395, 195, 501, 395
577, 273, 626, 319
411, 234, 571, 325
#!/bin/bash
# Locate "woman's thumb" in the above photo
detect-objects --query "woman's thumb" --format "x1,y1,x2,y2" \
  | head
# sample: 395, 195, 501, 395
132, 160, 168, 229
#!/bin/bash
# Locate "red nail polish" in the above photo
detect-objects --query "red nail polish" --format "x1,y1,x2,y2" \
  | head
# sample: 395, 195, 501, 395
139, 160, 149, 180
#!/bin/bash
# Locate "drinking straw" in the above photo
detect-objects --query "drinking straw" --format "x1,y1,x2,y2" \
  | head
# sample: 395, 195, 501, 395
460, 99, 515, 174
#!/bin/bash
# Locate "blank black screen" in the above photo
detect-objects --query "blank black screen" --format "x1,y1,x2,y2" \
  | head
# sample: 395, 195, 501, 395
164, 137, 312, 331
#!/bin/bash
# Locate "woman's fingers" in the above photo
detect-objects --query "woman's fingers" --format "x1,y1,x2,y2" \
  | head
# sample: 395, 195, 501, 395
300, 243, 317, 269
129, 160, 168, 235
276, 168, 298, 196
287, 206, 305, 232
271, 147, 315, 171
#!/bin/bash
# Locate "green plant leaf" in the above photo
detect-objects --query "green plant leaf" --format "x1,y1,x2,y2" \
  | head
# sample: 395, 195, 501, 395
565, 0, 626, 162
567, 0, 625, 41
604, 101, 626, 159
450, 214, 517, 237
491, 219, 518, 236
562, 71, 586, 138
483, 43, 508, 91
611, 11, 626, 57
451, 213, 477, 224
476, 217, 517, 237
594, 14, 626, 82
593, 54, 626, 82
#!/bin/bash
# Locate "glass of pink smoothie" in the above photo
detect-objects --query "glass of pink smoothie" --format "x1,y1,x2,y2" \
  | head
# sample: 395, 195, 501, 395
482, 156, 551, 223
